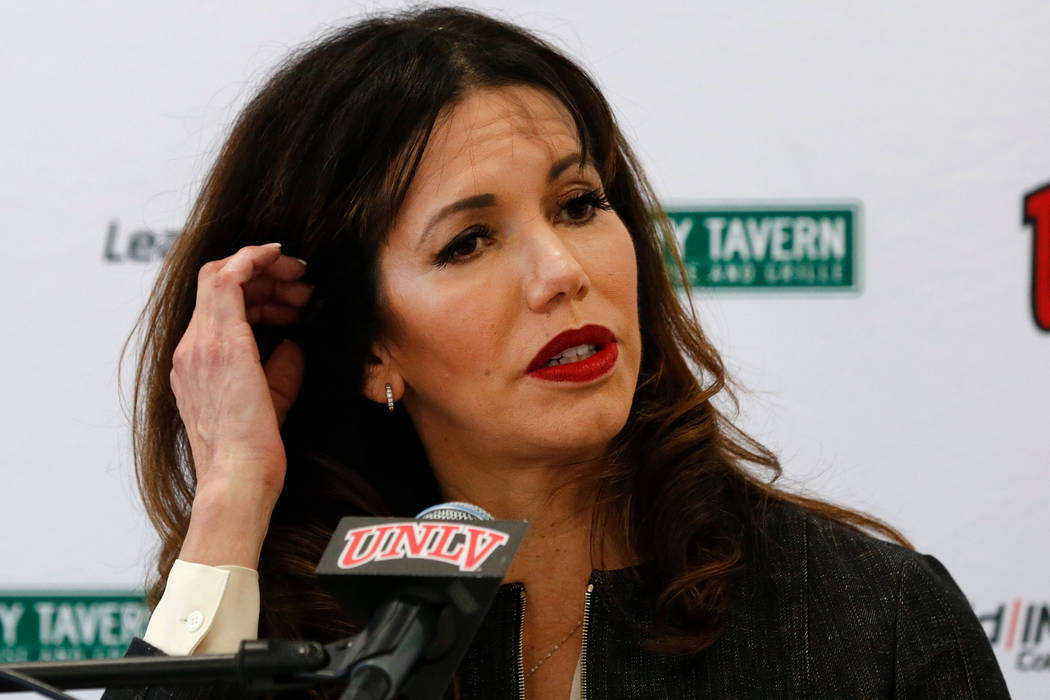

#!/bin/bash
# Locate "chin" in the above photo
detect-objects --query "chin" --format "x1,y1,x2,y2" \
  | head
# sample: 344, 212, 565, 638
529, 400, 632, 456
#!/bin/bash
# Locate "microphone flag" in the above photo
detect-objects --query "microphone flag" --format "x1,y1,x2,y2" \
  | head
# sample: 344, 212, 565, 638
316, 511, 526, 699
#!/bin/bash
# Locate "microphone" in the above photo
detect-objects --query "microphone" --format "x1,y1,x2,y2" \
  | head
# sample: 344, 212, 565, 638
315, 503, 526, 700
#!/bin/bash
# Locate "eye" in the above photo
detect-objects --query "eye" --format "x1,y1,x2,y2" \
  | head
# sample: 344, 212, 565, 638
433, 225, 494, 267
556, 188, 613, 225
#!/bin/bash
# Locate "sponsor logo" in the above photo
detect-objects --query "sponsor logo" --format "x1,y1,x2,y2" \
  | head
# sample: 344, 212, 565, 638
979, 599, 1050, 671
338, 522, 510, 572
665, 204, 860, 290
0, 593, 148, 662
1022, 183, 1050, 331
103, 220, 179, 263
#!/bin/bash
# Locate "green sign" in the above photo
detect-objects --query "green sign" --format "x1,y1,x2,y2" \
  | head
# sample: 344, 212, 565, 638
665, 204, 861, 290
0, 592, 148, 662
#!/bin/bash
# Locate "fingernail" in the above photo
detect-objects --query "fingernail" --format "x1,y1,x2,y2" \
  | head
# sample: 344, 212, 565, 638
262, 242, 282, 248
294, 257, 308, 266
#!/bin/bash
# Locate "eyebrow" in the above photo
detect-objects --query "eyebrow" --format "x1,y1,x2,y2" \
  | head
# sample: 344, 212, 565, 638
419, 152, 594, 247
547, 151, 591, 182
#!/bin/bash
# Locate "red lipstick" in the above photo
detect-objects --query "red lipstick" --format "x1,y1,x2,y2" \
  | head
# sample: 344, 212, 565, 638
526, 324, 619, 383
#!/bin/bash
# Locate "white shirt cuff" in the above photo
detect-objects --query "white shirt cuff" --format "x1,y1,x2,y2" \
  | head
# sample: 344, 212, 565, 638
143, 559, 260, 655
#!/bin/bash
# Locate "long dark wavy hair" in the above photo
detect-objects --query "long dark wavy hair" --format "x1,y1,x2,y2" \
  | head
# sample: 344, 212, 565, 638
131, 4, 907, 666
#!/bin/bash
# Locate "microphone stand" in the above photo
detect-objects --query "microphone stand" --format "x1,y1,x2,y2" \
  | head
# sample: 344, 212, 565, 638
0, 599, 437, 700
0, 638, 331, 696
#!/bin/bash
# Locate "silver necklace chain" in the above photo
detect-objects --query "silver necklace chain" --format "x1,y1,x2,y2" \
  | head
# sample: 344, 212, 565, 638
526, 617, 584, 676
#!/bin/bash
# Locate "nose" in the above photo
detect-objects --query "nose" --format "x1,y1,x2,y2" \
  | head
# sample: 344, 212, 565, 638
522, 224, 591, 312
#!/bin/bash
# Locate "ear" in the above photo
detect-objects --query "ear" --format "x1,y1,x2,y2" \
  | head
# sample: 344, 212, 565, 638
362, 339, 405, 407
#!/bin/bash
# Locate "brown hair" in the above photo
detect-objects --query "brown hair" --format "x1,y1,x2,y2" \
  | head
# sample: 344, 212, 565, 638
131, 5, 907, 661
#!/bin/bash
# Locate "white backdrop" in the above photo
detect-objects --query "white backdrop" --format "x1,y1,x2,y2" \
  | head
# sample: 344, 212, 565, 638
1, 1, 1047, 696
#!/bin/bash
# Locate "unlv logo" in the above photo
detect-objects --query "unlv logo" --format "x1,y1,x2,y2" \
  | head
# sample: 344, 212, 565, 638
338, 522, 510, 572
1023, 182, 1050, 332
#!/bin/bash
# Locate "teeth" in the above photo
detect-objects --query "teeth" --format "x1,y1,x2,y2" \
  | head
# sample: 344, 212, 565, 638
544, 344, 600, 367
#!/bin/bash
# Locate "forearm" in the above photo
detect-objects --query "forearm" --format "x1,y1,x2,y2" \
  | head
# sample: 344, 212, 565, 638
179, 478, 276, 569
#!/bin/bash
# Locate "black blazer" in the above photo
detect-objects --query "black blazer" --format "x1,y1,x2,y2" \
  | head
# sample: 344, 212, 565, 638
107, 501, 1010, 699
457, 501, 1009, 698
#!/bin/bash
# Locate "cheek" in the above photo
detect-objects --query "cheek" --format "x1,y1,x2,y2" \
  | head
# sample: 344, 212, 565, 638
596, 227, 641, 363
596, 228, 639, 306
384, 274, 505, 387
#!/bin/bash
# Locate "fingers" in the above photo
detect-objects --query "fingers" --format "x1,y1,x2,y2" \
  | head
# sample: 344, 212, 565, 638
244, 279, 312, 326
195, 244, 311, 326
242, 278, 313, 307
246, 302, 302, 325
256, 254, 309, 282
265, 339, 305, 427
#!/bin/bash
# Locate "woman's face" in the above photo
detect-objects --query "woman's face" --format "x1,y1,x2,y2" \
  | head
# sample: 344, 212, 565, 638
371, 85, 641, 469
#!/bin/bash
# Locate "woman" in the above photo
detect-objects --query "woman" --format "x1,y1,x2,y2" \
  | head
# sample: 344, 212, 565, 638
125, 6, 1007, 699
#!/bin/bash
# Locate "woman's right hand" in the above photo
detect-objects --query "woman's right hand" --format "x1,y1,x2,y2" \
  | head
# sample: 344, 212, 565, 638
171, 243, 313, 568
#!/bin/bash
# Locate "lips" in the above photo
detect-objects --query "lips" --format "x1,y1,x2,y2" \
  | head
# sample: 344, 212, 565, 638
526, 324, 619, 383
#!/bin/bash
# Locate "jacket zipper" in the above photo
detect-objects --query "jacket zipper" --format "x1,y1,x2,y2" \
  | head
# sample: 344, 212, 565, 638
580, 582, 594, 700
517, 587, 527, 700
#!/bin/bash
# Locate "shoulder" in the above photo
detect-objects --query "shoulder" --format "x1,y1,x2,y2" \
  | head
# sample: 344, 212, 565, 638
756, 497, 953, 594
756, 498, 973, 626
750, 499, 1009, 698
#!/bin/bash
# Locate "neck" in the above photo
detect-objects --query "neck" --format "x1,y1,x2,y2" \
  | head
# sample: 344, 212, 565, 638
425, 441, 632, 700
427, 451, 630, 582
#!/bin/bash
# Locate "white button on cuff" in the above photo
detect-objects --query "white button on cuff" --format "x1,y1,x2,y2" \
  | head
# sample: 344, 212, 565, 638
186, 610, 205, 633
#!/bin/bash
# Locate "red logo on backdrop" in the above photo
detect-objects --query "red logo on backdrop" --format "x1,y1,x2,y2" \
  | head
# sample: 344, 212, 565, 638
979, 598, 1050, 671
1023, 182, 1050, 331
338, 522, 510, 572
